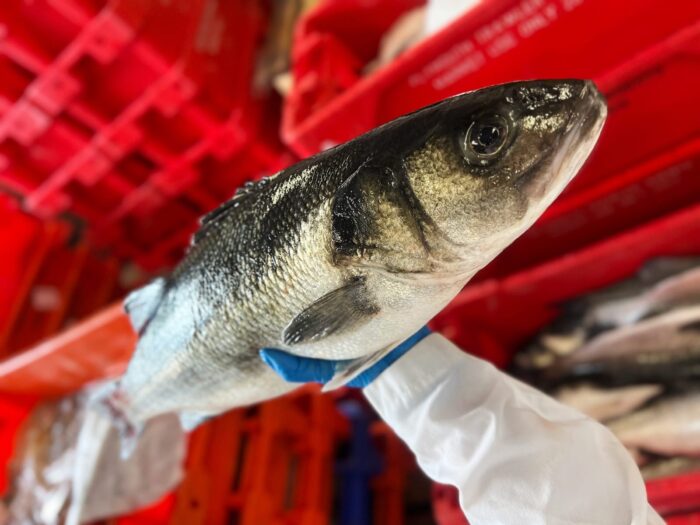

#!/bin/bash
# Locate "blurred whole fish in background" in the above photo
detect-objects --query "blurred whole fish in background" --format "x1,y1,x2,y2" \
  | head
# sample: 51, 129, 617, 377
514, 257, 700, 372
547, 305, 700, 387
513, 257, 700, 481
609, 391, 700, 458
553, 383, 662, 423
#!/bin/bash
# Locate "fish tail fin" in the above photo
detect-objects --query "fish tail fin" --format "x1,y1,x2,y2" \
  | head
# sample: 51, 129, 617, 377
90, 380, 144, 459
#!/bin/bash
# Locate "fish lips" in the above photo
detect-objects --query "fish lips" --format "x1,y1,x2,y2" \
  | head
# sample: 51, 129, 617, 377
517, 80, 608, 201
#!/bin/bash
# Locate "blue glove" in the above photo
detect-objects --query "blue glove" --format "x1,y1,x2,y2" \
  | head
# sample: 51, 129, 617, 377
260, 326, 431, 388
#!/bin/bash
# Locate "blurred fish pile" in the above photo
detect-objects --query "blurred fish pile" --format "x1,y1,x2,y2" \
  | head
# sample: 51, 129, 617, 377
513, 257, 700, 480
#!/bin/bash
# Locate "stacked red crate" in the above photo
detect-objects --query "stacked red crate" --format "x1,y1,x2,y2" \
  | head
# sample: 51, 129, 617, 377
0, 195, 120, 357
169, 388, 349, 525
283, 0, 700, 278
0, 0, 293, 271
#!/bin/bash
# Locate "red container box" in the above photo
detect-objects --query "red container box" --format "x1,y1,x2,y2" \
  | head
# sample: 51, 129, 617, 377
284, 0, 700, 279
0, 0, 292, 271
0, 195, 122, 357
170, 388, 349, 525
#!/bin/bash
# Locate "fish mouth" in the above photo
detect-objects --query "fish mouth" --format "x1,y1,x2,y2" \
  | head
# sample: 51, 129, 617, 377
519, 80, 608, 201
572, 80, 608, 148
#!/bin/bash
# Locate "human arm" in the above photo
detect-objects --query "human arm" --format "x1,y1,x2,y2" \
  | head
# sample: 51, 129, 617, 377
261, 331, 664, 525
363, 332, 664, 525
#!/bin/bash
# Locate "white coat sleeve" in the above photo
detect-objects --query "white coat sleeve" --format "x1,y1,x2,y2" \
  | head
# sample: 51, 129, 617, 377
363, 333, 665, 525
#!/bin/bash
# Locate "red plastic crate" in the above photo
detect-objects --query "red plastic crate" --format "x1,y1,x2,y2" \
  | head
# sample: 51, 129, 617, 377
432, 484, 468, 525
0, 0, 294, 271
370, 422, 415, 525
64, 251, 120, 323
171, 388, 349, 525
0, 196, 122, 356
285, 0, 700, 155
284, 0, 700, 278
290, 0, 425, 126
5, 241, 89, 354
0, 302, 135, 397
668, 514, 700, 525
0, 197, 63, 353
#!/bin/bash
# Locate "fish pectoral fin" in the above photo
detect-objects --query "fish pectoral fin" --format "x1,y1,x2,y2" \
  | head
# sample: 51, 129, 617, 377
124, 277, 166, 334
321, 344, 397, 392
283, 276, 379, 346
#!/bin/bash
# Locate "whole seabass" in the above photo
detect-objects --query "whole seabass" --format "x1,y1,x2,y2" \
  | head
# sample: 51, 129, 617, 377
96, 79, 608, 449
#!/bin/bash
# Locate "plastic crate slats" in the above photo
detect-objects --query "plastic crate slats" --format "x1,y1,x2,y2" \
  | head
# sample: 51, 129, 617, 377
0, 0, 284, 269
171, 391, 349, 525
65, 253, 119, 321
285, 0, 700, 154
5, 243, 90, 354
0, 209, 61, 353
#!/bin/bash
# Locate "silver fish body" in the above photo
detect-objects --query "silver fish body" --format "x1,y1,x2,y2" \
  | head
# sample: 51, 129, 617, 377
591, 265, 700, 327
641, 456, 700, 481
554, 383, 662, 422
101, 80, 607, 435
548, 305, 700, 386
514, 257, 700, 372
609, 391, 700, 457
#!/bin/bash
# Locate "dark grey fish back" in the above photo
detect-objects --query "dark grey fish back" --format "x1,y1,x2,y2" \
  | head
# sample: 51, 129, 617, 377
172, 153, 359, 291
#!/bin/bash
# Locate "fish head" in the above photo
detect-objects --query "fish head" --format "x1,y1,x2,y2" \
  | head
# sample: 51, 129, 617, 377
400, 79, 607, 271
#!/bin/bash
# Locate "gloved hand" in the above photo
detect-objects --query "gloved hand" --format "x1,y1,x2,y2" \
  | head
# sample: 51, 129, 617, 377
260, 325, 431, 388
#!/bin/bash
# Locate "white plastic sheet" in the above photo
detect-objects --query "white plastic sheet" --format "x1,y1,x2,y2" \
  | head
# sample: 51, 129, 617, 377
5, 386, 185, 525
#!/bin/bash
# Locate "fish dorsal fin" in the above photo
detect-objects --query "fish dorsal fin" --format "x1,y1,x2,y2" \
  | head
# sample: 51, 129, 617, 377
283, 276, 379, 346
192, 198, 242, 245
124, 277, 166, 334
192, 177, 272, 245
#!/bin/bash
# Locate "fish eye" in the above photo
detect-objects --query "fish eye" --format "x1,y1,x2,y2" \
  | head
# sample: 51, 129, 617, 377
461, 114, 510, 166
